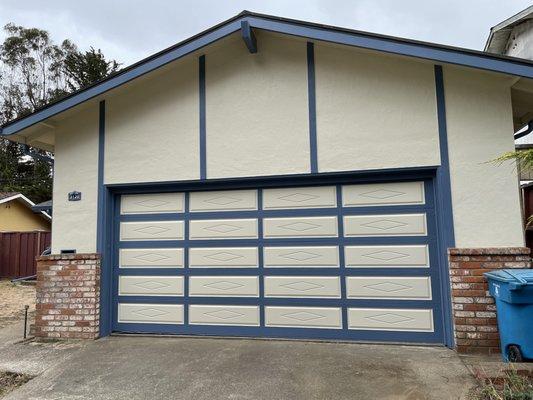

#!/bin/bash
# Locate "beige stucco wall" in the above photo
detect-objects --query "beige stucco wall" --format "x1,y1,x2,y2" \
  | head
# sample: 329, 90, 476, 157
51, 106, 99, 253
104, 58, 199, 184
205, 32, 310, 178
0, 200, 50, 231
315, 44, 441, 172
46, 32, 525, 253
444, 66, 524, 247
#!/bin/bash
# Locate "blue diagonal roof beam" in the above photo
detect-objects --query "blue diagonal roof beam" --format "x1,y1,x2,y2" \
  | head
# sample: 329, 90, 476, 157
3, 10, 533, 137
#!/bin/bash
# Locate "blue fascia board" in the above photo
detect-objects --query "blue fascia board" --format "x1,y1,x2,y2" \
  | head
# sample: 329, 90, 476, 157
0, 19, 242, 136
244, 16, 533, 79
3, 12, 533, 137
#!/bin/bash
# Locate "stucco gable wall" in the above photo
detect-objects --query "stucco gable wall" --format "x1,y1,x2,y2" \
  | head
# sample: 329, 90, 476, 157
444, 66, 524, 247
314, 44, 441, 172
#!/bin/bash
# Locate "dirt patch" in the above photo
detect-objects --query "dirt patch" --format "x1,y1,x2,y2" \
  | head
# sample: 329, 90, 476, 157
0, 280, 35, 329
0, 371, 32, 397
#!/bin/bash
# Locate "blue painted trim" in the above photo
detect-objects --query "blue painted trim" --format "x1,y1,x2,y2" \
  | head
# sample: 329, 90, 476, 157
307, 42, 318, 174
199, 55, 207, 180
4, 12, 533, 136
108, 175, 448, 345
96, 100, 113, 336
241, 20, 257, 53
433, 65, 456, 348
244, 14, 533, 79
96, 100, 106, 254
0, 19, 241, 136
106, 166, 438, 193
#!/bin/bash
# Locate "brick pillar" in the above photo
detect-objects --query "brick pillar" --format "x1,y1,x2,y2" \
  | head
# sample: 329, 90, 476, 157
35, 254, 100, 339
448, 247, 531, 355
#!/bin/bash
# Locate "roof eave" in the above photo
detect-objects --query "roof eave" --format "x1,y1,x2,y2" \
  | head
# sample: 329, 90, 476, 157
4, 10, 533, 137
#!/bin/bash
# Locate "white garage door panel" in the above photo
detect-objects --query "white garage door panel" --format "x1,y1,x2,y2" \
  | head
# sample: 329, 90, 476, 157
346, 277, 432, 300
189, 247, 258, 268
119, 276, 184, 296
263, 186, 336, 209
189, 219, 258, 239
114, 179, 445, 344
265, 306, 342, 329
118, 303, 184, 324
343, 182, 425, 207
189, 305, 260, 326
264, 276, 341, 298
348, 308, 434, 332
119, 248, 184, 268
263, 246, 339, 267
121, 193, 185, 214
263, 216, 338, 238
190, 190, 257, 212
343, 214, 427, 237
345, 245, 429, 267
189, 276, 259, 297
120, 221, 185, 241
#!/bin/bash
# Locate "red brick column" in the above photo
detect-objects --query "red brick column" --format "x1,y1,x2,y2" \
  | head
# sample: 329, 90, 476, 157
448, 248, 530, 354
35, 254, 100, 339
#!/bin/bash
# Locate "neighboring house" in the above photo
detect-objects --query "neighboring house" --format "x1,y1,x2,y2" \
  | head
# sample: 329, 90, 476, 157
0, 192, 51, 231
486, 6, 533, 183
1, 12, 532, 354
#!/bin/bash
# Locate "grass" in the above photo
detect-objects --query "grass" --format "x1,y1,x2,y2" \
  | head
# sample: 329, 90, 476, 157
470, 369, 533, 400
0, 371, 32, 397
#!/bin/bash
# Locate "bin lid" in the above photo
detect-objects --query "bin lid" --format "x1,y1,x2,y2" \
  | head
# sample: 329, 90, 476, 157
484, 269, 533, 285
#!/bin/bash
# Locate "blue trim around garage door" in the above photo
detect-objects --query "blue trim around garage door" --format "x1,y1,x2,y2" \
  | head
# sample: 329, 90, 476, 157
105, 172, 452, 345
433, 65, 456, 348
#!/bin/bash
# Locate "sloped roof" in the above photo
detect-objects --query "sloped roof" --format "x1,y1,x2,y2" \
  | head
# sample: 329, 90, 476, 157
0, 192, 51, 220
3, 10, 533, 138
485, 6, 533, 54
0, 192, 20, 201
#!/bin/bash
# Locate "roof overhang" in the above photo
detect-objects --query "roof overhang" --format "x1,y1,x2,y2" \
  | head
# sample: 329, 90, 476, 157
485, 6, 533, 54
4, 10, 533, 142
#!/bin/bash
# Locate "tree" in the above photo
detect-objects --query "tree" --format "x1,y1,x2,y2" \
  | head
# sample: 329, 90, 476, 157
0, 24, 120, 203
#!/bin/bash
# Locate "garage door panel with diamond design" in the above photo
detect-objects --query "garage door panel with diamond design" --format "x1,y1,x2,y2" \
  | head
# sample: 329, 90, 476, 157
112, 179, 447, 343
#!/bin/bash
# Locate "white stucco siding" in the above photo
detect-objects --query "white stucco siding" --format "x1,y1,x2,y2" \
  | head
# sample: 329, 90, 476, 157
444, 66, 524, 247
104, 58, 199, 184
314, 44, 441, 172
205, 32, 310, 178
52, 106, 99, 253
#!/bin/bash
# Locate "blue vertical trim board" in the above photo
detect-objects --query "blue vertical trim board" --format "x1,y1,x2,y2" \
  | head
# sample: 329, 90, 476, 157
108, 173, 448, 345
257, 189, 265, 327
199, 55, 207, 180
96, 100, 113, 336
434, 65, 456, 348
307, 42, 318, 174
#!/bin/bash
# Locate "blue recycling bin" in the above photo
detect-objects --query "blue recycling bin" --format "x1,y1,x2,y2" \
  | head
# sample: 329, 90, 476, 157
484, 269, 533, 362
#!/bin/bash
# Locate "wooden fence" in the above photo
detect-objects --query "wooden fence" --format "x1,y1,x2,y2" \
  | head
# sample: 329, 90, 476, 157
0, 231, 51, 278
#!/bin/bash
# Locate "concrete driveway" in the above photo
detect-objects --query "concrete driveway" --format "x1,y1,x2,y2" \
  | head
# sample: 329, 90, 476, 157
3, 335, 475, 400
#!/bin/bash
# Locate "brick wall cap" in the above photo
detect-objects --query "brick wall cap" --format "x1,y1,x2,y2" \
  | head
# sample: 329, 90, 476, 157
448, 248, 530, 256
37, 253, 101, 261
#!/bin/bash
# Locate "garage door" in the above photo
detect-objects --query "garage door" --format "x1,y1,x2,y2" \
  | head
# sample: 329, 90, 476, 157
112, 179, 447, 344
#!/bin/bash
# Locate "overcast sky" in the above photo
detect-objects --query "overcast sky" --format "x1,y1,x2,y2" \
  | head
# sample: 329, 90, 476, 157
0, 0, 531, 67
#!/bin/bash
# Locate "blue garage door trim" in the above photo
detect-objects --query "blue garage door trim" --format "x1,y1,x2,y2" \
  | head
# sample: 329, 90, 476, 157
109, 175, 449, 345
